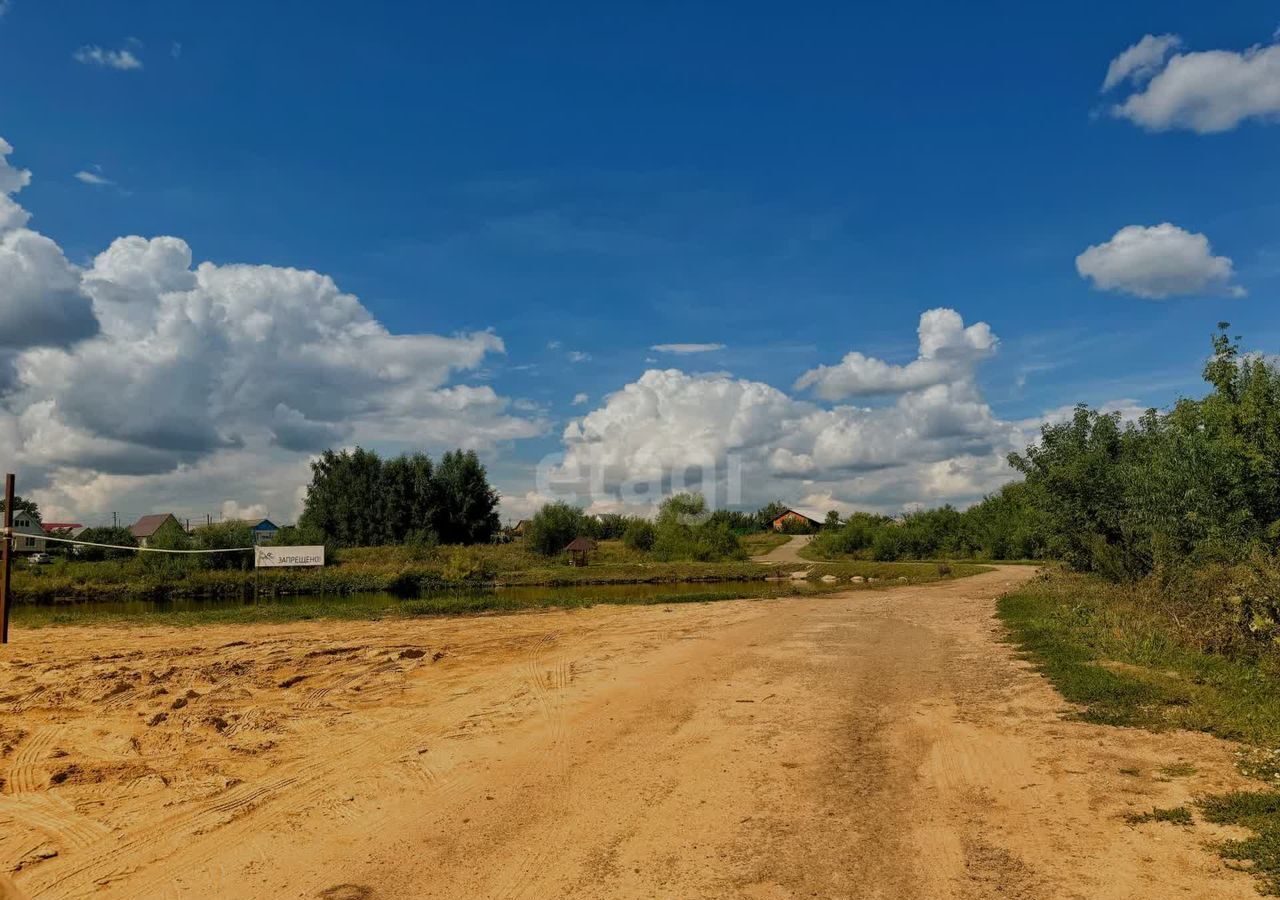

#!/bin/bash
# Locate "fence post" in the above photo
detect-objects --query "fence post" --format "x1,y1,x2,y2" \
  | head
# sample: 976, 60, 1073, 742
1, 473, 14, 644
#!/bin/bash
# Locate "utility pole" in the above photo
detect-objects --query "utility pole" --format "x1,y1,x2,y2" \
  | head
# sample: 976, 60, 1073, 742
112, 511, 118, 528
2, 473, 14, 644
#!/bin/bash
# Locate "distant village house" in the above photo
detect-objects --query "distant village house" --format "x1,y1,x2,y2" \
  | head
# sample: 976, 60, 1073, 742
250, 519, 279, 544
770, 508, 822, 532
130, 513, 184, 548
10, 511, 46, 554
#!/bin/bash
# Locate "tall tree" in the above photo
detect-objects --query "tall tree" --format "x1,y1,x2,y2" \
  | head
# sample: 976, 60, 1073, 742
299, 447, 388, 546
432, 450, 501, 544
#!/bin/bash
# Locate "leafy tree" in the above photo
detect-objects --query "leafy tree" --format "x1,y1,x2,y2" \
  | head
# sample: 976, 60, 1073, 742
824, 510, 842, 529
1008, 405, 1131, 571
1001, 324, 1280, 578
658, 492, 708, 524
652, 493, 744, 561
299, 447, 499, 547
299, 447, 389, 546
705, 509, 757, 534
593, 513, 631, 540
525, 502, 589, 556
432, 450, 501, 545
192, 521, 255, 570
383, 452, 437, 545
73, 526, 137, 561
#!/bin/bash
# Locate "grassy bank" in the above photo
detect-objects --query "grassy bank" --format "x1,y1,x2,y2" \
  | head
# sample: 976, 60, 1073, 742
10, 541, 764, 604
799, 540, 1042, 567
9, 539, 990, 607
999, 571, 1280, 893
12, 558, 990, 628
740, 532, 791, 556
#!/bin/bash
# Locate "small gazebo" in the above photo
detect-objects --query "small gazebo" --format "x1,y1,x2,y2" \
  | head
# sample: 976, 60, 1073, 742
563, 537, 598, 567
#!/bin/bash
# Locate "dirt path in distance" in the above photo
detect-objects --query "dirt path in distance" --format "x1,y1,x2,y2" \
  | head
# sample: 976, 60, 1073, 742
752, 533, 812, 563
0, 567, 1260, 899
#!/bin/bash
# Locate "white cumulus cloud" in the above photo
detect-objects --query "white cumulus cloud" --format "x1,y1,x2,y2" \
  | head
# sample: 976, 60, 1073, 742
0, 136, 544, 522
1101, 33, 1182, 91
1075, 223, 1244, 299
0, 141, 97, 352
73, 45, 143, 70
545, 310, 1028, 515
794, 308, 996, 400
1105, 33, 1280, 132
571, 392, 589, 406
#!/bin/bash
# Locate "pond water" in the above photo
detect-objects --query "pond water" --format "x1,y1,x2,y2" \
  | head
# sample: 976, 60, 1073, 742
11, 577, 835, 624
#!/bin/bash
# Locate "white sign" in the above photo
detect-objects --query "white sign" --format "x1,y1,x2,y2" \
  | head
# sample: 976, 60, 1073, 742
255, 546, 325, 568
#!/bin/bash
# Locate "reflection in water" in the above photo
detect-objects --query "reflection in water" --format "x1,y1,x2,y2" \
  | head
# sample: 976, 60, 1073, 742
13, 579, 832, 623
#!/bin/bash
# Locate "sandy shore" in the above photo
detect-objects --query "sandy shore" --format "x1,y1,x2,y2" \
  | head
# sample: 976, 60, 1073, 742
0, 566, 1259, 898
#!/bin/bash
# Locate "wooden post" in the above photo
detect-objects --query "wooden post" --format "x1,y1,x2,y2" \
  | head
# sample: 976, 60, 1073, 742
1, 473, 14, 644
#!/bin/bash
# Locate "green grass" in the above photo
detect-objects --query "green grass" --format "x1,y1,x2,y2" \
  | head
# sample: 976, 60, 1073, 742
997, 573, 1280, 742
797, 541, 1044, 566
739, 532, 791, 556
8, 562, 985, 629
14, 582, 829, 627
999, 570, 1280, 893
9, 541, 770, 603
1201, 791, 1280, 894
9, 549, 990, 629
11, 539, 990, 608
1125, 805, 1194, 827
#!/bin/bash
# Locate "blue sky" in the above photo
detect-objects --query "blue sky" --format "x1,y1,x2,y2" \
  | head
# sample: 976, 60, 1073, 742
1, 1, 1278, 522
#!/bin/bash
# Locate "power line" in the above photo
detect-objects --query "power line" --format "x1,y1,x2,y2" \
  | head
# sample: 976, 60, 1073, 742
25, 533, 253, 554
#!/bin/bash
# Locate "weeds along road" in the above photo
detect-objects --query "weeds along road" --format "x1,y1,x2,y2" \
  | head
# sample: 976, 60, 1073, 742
0, 567, 1258, 899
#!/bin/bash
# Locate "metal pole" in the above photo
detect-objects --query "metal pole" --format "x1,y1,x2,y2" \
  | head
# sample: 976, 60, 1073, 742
2, 473, 14, 644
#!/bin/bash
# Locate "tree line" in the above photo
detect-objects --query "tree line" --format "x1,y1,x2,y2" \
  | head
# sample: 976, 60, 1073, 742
810, 323, 1280, 576
297, 447, 501, 547
522, 493, 746, 561
1007, 324, 1279, 580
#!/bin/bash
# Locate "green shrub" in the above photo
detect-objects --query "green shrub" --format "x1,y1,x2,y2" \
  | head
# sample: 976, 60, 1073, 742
871, 528, 903, 561
441, 548, 488, 582
525, 502, 590, 556
73, 526, 138, 561
191, 521, 255, 570
623, 519, 656, 552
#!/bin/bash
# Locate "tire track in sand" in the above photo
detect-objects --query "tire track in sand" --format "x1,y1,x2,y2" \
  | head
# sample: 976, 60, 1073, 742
488, 631, 576, 900
1, 727, 112, 855
20, 653, 536, 899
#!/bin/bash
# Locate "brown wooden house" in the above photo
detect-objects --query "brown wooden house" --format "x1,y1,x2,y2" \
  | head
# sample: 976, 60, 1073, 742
770, 508, 822, 532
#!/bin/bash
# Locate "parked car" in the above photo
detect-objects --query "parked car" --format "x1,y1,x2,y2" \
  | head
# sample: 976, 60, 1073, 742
27, 553, 51, 565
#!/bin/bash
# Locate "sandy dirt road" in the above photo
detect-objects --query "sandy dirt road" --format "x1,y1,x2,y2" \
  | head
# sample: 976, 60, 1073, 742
0, 567, 1261, 899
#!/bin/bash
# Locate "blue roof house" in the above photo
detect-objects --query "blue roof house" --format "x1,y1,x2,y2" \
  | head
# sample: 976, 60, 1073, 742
250, 518, 280, 544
